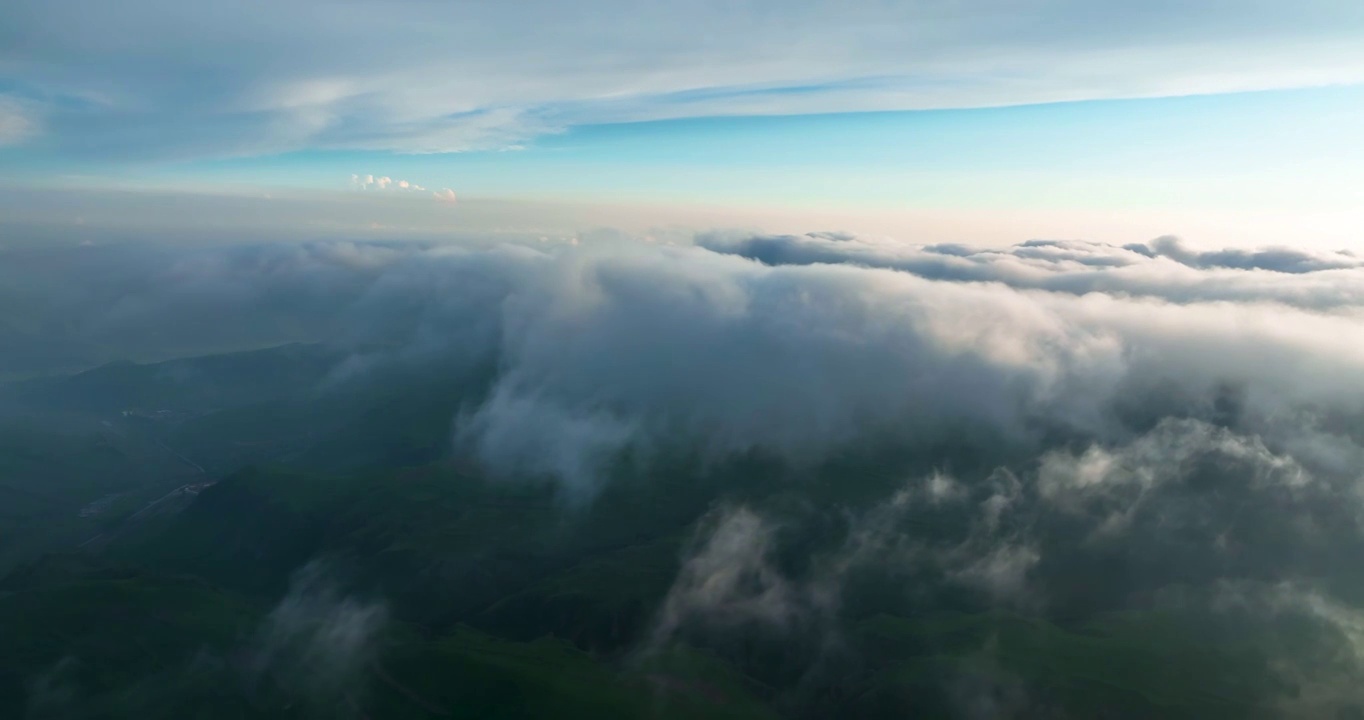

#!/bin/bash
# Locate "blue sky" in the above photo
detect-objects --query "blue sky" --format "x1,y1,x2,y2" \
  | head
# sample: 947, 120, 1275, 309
2, 0, 1362, 246
148, 86, 1362, 209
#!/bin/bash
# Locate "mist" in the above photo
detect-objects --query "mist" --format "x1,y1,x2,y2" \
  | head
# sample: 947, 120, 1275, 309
6, 227, 1364, 715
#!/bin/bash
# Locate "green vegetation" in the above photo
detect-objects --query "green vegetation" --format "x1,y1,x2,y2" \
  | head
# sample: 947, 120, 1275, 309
2, 344, 1360, 718
851, 611, 1285, 719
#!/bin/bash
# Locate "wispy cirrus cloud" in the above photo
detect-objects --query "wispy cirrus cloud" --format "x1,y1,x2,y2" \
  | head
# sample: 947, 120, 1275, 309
0, 96, 40, 146
2, 1, 1362, 159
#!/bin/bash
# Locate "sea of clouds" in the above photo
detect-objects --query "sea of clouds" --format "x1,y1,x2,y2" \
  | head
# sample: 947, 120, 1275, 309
8, 229, 1364, 711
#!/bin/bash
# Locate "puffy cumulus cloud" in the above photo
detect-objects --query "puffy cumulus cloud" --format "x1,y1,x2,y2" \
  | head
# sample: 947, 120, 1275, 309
351, 173, 425, 191
433, 188, 457, 204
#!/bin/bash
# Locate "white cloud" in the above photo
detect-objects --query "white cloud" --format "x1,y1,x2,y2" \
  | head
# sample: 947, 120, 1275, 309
699, 231, 1364, 310
5, 1, 1364, 156
456, 384, 635, 499
351, 173, 426, 192
14, 227, 1364, 707
80, 230, 1355, 499
431, 238, 1364, 489
0, 96, 40, 146
953, 544, 1041, 601
433, 188, 457, 204
248, 562, 389, 706
13, 230, 1364, 511
650, 506, 806, 648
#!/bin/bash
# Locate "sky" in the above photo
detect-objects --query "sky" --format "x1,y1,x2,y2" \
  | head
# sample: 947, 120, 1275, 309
2, 0, 1363, 247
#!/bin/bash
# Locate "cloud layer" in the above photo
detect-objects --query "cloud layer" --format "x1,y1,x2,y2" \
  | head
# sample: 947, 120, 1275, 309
3, 1, 1363, 158
699, 231, 1364, 309
7, 227, 1364, 711
10, 230, 1364, 476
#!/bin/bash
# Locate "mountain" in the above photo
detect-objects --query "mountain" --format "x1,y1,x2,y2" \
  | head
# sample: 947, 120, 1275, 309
0, 343, 1360, 718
